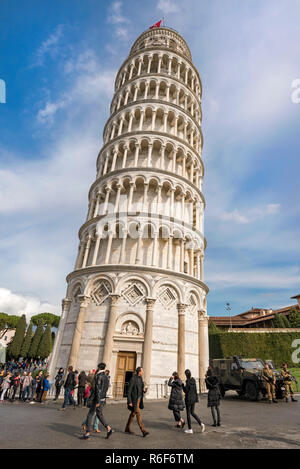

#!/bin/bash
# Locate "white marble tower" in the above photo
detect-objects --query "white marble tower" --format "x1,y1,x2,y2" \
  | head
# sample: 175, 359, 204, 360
49, 27, 209, 397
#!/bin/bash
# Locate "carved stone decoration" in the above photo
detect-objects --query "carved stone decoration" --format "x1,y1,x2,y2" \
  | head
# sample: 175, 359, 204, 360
121, 321, 140, 336
91, 280, 112, 305
188, 294, 197, 315
121, 282, 146, 306
158, 286, 177, 310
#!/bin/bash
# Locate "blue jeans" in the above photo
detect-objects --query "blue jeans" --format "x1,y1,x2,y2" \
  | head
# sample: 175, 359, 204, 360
22, 386, 30, 400
62, 388, 75, 408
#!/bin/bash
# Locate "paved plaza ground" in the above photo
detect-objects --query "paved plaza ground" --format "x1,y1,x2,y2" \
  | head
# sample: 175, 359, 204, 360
1, 393, 300, 449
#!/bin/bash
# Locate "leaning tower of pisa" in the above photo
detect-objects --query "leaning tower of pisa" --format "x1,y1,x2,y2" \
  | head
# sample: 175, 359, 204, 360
49, 26, 209, 397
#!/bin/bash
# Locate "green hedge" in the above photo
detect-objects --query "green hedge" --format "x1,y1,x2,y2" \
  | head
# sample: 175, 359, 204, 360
209, 331, 300, 368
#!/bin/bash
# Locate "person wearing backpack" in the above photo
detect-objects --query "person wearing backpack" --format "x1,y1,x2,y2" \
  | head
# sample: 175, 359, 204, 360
59, 366, 76, 410
182, 369, 205, 434
205, 367, 222, 427
53, 368, 64, 401
80, 363, 113, 440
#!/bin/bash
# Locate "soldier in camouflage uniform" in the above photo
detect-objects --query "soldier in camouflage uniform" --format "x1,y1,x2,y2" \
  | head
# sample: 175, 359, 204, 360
281, 363, 297, 403
262, 362, 277, 404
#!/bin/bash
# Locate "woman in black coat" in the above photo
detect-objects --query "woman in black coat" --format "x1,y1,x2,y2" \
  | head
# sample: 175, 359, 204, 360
205, 367, 221, 427
168, 372, 185, 428
77, 371, 87, 407
183, 369, 205, 434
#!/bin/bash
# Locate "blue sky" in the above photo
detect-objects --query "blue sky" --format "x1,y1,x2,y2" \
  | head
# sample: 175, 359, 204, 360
0, 0, 300, 320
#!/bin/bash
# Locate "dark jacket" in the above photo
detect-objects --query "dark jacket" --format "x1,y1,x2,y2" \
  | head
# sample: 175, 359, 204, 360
78, 371, 87, 387
183, 377, 199, 405
55, 372, 64, 387
64, 372, 76, 390
88, 371, 109, 405
205, 375, 221, 407
168, 378, 185, 411
127, 375, 144, 412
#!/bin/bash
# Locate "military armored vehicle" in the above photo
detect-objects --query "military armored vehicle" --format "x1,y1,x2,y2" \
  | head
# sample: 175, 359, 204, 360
210, 356, 285, 401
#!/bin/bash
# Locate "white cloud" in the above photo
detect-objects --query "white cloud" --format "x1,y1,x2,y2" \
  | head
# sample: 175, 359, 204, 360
157, 0, 180, 14
108, 1, 130, 40
0, 288, 58, 321
220, 204, 280, 224
32, 24, 64, 67
206, 265, 300, 290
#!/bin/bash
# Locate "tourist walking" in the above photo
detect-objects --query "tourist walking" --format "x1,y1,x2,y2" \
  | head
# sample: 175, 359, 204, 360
125, 367, 149, 437
183, 369, 205, 434
77, 371, 87, 407
54, 368, 64, 401
168, 372, 185, 429
80, 363, 113, 440
205, 367, 222, 427
41, 373, 50, 403
10, 372, 20, 401
0, 372, 11, 402
22, 372, 33, 401
35, 371, 44, 403
60, 366, 76, 410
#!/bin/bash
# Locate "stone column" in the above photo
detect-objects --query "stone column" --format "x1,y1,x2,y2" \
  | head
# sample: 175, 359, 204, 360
111, 149, 118, 172
93, 192, 101, 218
114, 184, 122, 213
143, 298, 156, 390
134, 142, 140, 166
177, 304, 187, 380
167, 235, 173, 269
151, 232, 158, 266
147, 56, 153, 74
67, 295, 90, 370
119, 229, 127, 263
142, 183, 149, 212
127, 181, 135, 212
135, 230, 143, 264
49, 298, 71, 381
139, 110, 145, 131
75, 243, 85, 270
105, 231, 113, 264
102, 294, 120, 367
82, 235, 92, 268
92, 234, 101, 266
122, 145, 129, 168
198, 310, 209, 392
128, 113, 134, 133
102, 187, 111, 214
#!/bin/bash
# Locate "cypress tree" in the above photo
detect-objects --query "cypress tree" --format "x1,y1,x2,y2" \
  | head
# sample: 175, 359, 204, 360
209, 321, 220, 333
51, 331, 56, 351
37, 323, 52, 359
7, 314, 26, 359
28, 321, 44, 359
289, 309, 300, 328
20, 322, 33, 358
281, 315, 290, 328
273, 314, 285, 328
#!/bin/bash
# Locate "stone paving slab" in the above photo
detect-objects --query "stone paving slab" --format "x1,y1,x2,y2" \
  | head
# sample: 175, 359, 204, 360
1, 394, 300, 449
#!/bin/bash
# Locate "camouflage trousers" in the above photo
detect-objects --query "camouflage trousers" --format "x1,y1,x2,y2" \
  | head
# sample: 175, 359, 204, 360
284, 381, 294, 398
265, 382, 276, 401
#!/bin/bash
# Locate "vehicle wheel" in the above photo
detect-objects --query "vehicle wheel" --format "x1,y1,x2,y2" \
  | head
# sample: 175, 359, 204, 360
245, 381, 259, 401
219, 384, 226, 398
276, 387, 284, 399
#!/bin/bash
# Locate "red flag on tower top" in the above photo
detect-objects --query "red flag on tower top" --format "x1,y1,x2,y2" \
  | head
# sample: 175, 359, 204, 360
149, 20, 162, 29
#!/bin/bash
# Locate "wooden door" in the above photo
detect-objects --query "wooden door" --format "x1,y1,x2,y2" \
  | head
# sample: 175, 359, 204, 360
115, 352, 136, 398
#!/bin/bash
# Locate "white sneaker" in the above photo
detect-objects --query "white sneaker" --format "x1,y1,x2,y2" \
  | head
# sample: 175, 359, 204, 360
200, 423, 206, 433
29, 401, 35, 404
184, 429, 193, 434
